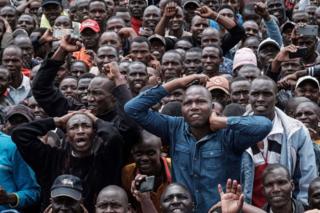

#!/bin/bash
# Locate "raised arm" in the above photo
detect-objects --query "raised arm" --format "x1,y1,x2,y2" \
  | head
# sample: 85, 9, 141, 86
222, 115, 272, 153
195, 6, 245, 54
32, 36, 83, 117
155, 2, 177, 36
124, 74, 208, 139
255, 2, 283, 46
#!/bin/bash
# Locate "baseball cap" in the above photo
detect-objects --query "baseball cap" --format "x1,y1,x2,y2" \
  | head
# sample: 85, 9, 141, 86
42, 0, 61, 7
206, 76, 230, 95
281, 21, 295, 33
233, 48, 257, 71
258, 38, 280, 52
5, 104, 35, 122
80, 19, 100, 33
51, 175, 83, 201
295, 76, 320, 91
148, 34, 166, 46
182, 0, 200, 8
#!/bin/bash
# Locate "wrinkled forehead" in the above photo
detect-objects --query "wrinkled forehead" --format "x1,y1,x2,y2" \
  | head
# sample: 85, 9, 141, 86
97, 190, 127, 205
184, 86, 211, 100
163, 185, 191, 200
66, 114, 92, 127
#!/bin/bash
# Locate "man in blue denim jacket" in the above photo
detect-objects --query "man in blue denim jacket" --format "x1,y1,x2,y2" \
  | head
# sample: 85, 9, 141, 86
125, 74, 272, 212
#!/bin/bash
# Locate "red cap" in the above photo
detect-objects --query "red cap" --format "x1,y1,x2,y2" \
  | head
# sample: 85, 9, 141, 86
80, 19, 100, 33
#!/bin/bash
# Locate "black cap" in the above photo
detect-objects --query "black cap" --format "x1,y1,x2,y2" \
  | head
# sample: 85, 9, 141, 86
42, 0, 61, 7
51, 175, 83, 201
5, 104, 35, 122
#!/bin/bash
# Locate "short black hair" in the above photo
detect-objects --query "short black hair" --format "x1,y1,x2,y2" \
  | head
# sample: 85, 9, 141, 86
251, 75, 277, 93
88, 0, 106, 8
262, 164, 291, 185
202, 44, 223, 58
130, 36, 151, 49
70, 60, 90, 72
78, 72, 95, 80
186, 47, 202, 54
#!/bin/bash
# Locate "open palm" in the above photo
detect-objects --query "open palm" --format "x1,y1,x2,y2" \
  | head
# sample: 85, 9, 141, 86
218, 179, 244, 213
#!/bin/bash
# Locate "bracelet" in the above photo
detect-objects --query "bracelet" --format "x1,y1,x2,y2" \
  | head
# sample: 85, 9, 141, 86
307, 67, 314, 76
215, 13, 220, 21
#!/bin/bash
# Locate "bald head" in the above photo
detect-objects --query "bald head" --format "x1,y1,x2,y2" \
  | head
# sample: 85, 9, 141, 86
185, 85, 212, 102
143, 5, 160, 16
89, 76, 115, 92
96, 185, 129, 213
3, 45, 22, 57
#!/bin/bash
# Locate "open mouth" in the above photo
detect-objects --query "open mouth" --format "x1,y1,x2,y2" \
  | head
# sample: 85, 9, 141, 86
75, 138, 88, 147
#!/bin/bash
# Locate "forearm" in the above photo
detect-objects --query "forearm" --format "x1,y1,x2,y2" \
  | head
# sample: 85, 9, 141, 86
163, 74, 199, 93
51, 46, 68, 61
221, 24, 245, 54
227, 116, 272, 151
271, 54, 282, 73
124, 86, 174, 139
140, 198, 159, 213
155, 16, 170, 36
16, 1, 30, 13
214, 12, 237, 30
243, 203, 266, 213
264, 18, 283, 46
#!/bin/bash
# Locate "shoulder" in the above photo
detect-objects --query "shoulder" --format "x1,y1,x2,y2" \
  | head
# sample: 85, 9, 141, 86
0, 132, 17, 152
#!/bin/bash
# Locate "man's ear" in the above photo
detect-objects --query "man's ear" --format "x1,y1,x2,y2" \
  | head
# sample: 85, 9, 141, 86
290, 179, 295, 192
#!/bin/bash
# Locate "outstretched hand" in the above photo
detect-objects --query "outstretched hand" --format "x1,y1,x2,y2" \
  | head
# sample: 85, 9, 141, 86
219, 179, 244, 213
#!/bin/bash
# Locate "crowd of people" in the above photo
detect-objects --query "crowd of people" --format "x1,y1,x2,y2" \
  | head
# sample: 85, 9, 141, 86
0, 0, 319, 211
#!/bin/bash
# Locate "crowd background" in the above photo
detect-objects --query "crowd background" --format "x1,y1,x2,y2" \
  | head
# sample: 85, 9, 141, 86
0, 0, 320, 212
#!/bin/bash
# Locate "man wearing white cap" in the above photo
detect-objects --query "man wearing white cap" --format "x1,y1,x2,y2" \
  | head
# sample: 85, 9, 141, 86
294, 76, 320, 104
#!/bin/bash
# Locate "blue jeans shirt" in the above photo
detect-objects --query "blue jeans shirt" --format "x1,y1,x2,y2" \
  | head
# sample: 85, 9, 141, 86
125, 85, 272, 212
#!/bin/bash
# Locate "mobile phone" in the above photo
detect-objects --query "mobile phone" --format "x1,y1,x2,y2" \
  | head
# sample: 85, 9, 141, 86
297, 25, 318, 36
289, 47, 308, 58
139, 176, 155, 192
53, 28, 74, 40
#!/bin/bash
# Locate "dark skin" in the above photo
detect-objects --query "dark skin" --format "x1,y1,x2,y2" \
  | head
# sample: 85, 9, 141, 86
249, 78, 276, 120
161, 52, 183, 82
95, 186, 130, 213
42, 3, 62, 26
2, 47, 23, 89
230, 80, 250, 106
0, 67, 9, 95
16, 14, 35, 35
131, 132, 164, 191
14, 36, 34, 69
81, 28, 99, 52
263, 167, 294, 213
76, 0, 90, 21
183, 51, 202, 75
70, 61, 88, 78
130, 41, 150, 65
0, 6, 16, 30
308, 179, 320, 210
51, 196, 83, 213
87, 77, 116, 116
201, 46, 222, 77
89, 1, 107, 29
127, 62, 148, 96
163, 74, 229, 137
129, 0, 147, 19
160, 184, 193, 213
